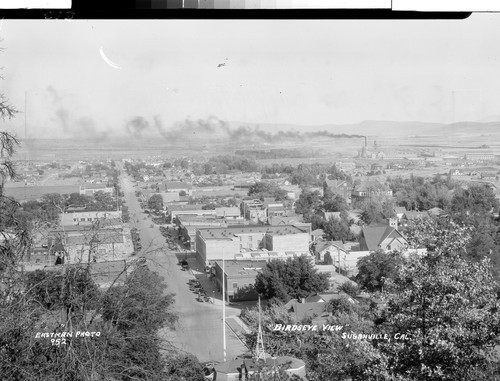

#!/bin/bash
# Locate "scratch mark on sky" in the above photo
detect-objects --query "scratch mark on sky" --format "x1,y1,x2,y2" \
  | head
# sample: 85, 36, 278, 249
99, 46, 122, 70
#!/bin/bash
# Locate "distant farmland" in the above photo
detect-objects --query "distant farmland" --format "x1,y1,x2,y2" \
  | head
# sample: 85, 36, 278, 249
3, 185, 80, 202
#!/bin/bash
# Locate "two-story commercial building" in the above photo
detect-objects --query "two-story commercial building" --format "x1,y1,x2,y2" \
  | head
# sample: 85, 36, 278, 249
195, 225, 310, 265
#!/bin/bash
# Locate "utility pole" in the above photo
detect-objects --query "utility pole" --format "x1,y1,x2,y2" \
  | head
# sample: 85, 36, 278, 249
222, 248, 226, 362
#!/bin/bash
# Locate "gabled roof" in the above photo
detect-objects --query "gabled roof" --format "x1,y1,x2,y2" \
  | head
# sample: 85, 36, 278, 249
304, 294, 324, 303
361, 225, 406, 251
314, 240, 347, 254
290, 301, 326, 322
403, 211, 429, 220
324, 179, 349, 189
267, 215, 303, 226
311, 229, 324, 237
427, 207, 445, 216
318, 292, 357, 304
394, 206, 407, 214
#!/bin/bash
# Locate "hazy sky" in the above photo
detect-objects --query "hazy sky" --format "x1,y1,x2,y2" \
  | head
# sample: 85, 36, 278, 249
1, 15, 500, 138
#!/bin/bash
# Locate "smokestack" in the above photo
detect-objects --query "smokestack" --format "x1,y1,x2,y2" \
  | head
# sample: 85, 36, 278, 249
364, 136, 367, 147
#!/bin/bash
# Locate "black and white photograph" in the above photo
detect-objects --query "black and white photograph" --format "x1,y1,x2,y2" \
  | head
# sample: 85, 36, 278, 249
2, 11, 500, 381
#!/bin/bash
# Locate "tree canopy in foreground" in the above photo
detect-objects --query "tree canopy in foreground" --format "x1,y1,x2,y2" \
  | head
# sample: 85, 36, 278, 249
255, 256, 329, 302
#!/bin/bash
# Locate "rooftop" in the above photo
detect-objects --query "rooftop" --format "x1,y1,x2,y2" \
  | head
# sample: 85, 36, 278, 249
167, 204, 206, 211
215, 260, 268, 278
163, 181, 193, 189
80, 183, 113, 190
198, 225, 308, 240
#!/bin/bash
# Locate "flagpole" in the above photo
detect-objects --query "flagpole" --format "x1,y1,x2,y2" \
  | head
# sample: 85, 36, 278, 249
222, 248, 226, 362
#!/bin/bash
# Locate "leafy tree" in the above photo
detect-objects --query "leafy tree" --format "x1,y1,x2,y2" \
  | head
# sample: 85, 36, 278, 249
40, 193, 67, 214
310, 214, 325, 231
380, 254, 500, 380
295, 189, 322, 222
355, 250, 398, 292
101, 266, 177, 333
148, 193, 164, 212
359, 200, 385, 225
248, 181, 288, 201
165, 353, 206, 381
322, 193, 349, 213
450, 183, 499, 219
404, 216, 473, 258
327, 164, 349, 181
377, 218, 500, 380
323, 216, 355, 242
242, 301, 388, 381
254, 256, 329, 302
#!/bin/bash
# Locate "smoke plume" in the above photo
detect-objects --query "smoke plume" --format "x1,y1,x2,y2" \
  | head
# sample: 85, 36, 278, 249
126, 115, 365, 144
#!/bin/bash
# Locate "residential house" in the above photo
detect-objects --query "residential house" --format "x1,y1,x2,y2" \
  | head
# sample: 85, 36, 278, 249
314, 240, 349, 266
311, 229, 324, 242
285, 299, 327, 323
358, 224, 408, 252
351, 180, 392, 201
315, 264, 359, 289
324, 179, 351, 200
317, 211, 341, 221
393, 206, 407, 220
427, 207, 446, 218
401, 210, 430, 227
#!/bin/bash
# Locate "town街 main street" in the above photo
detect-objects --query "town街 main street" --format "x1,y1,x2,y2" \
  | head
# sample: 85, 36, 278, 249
118, 163, 247, 363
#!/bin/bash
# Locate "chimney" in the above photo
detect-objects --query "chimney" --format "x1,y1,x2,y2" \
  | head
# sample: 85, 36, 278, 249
301, 298, 306, 303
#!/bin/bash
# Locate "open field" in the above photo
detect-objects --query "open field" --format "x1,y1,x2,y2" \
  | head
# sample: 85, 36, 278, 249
3, 184, 81, 202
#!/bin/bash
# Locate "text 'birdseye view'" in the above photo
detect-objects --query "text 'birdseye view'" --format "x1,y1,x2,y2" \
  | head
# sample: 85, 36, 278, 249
2, 12, 500, 381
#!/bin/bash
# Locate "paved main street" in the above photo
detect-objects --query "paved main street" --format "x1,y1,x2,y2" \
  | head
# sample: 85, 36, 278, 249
119, 167, 248, 363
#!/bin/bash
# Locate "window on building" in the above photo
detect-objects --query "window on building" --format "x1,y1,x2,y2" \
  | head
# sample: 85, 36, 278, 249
80, 218, 85, 221
87, 218, 92, 221
232, 282, 238, 290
